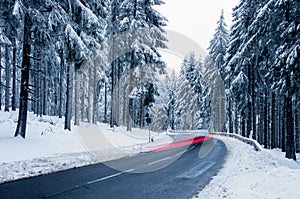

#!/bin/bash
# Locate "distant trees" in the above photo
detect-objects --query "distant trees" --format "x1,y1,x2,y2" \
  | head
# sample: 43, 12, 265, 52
176, 53, 210, 130
176, 74, 199, 130
164, 70, 180, 130
203, 56, 225, 133
149, 53, 211, 132
149, 70, 179, 131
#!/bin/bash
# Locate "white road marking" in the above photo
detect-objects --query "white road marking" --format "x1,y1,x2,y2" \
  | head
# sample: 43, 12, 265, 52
176, 161, 215, 179
146, 151, 184, 166
87, 169, 135, 185
172, 151, 185, 157
124, 168, 135, 173
87, 172, 124, 184
147, 157, 171, 165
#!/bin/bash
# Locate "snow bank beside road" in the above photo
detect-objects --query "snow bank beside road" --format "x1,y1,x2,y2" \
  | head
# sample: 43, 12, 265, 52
0, 111, 85, 162
0, 110, 172, 184
193, 136, 300, 199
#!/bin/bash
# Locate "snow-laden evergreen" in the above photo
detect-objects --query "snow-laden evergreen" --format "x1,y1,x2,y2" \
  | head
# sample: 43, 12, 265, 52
208, 10, 229, 80
0, 0, 168, 137
223, 0, 300, 160
177, 52, 211, 130
0, 0, 298, 163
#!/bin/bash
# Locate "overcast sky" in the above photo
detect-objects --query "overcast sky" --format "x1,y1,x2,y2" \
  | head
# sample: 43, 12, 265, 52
155, 0, 240, 71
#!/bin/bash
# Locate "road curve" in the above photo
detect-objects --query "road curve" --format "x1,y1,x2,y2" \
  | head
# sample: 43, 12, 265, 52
0, 137, 227, 199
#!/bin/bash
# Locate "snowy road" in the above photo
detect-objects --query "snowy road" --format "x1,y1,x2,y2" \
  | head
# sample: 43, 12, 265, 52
0, 137, 227, 199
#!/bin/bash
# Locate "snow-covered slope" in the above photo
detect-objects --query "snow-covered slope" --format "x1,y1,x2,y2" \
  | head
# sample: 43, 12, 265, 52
0, 110, 86, 162
0, 110, 172, 183
193, 136, 300, 199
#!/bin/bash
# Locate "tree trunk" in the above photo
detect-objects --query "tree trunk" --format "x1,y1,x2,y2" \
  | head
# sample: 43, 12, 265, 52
93, 61, 98, 124
74, 69, 80, 126
127, 51, 134, 131
34, 47, 41, 117
110, 64, 114, 127
110, 39, 115, 128
228, 97, 233, 133
53, 68, 58, 116
251, 61, 256, 140
64, 62, 73, 131
241, 110, 246, 137
12, 41, 17, 111
59, 49, 64, 118
234, 102, 238, 134
115, 61, 120, 126
275, 93, 279, 148
282, 0, 296, 161
282, 97, 286, 152
32, 51, 37, 114
277, 96, 282, 149
117, 64, 122, 126
258, 96, 264, 145
246, 64, 252, 138
87, 67, 92, 123
263, 91, 269, 149
104, 80, 107, 123
38, 52, 42, 117
271, 92, 276, 149
81, 73, 85, 122
5, 45, 10, 112
139, 89, 143, 128
123, 82, 127, 126
15, 13, 32, 138
43, 60, 48, 115
295, 93, 300, 153
285, 75, 296, 160
0, 47, 2, 110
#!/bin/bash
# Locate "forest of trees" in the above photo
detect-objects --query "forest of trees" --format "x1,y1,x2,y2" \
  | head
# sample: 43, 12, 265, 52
0, 0, 171, 137
149, 53, 211, 131
0, 0, 214, 139
0, 0, 299, 161
207, 0, 299, 160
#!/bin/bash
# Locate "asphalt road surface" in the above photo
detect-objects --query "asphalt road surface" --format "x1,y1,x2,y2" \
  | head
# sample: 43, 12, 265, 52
0, 136, 227, 199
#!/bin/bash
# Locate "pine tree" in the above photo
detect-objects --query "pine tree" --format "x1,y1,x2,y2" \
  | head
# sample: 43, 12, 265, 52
164, 70, 180, 130
113, 0, 167, 130
15, 12, 32, 138
14, 0, 55, 138
0, 46, 2, 110
207, 10, 229, 132
272, 0, 298, 160
208, 10, 229, 80
176, 74, 199, 130
224, 0, 299, 160
0, 33, 11, 110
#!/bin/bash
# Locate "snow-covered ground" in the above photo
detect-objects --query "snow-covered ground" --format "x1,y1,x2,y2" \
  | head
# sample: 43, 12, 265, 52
192, 136, 300, 199
2, 110, 300, 198
0, 110, 172, 184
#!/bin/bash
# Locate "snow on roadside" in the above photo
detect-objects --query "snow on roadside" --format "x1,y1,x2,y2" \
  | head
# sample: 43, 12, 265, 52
0, 111, 85, 162
192, 136, 300, 199
0, 110, 172, 184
